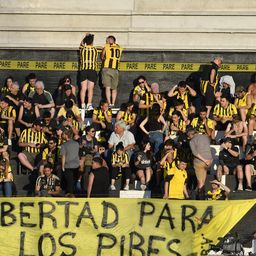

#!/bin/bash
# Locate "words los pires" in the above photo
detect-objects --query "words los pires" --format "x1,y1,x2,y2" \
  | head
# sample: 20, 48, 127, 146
0, 200, 213, 256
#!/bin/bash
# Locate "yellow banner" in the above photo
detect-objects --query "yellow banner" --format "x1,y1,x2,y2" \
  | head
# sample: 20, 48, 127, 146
0, 198, 254, 256
0, 59, 256, 72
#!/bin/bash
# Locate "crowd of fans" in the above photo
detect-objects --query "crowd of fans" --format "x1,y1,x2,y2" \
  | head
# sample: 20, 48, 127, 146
0, 35, 256, 200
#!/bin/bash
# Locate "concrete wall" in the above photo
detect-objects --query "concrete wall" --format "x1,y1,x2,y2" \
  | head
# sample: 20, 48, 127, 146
1, 0, 256, 50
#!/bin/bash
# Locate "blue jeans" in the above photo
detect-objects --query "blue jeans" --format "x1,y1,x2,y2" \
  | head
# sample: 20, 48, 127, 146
149, 131, 163, 156
0, 182, 12, 197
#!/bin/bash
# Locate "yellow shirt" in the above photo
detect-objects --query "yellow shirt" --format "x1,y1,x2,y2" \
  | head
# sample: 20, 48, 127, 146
103, 43, 123, 69
166, 166, 187, 199
57, 105, 80, 118
191, 117, 214, 134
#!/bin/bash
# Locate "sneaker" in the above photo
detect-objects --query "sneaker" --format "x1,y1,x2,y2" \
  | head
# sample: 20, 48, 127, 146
140, 184, 147, 191
87, 104, 94, 111
81, 103, 86, 109
237, 184, 243, 191
8, 139, 12, 146
245, 186, 252, 191
110, 185, 116, 191
124, 185, 129, 191
109, 104, 114, 109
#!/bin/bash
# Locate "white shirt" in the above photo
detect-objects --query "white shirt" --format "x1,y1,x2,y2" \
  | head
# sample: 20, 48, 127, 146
108, 130, 135, 150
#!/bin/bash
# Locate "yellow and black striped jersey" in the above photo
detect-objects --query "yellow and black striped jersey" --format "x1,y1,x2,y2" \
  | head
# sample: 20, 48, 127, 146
191, 117, 214, 134
133, 85, 147, 97
213, 103, 237, 118
139, 92, 163, 117
169, 119, 186, 135
0, 87, 10, 96
93, 107, 112, 123
235, 93, 248, 108
251, 104, 256, 117
172, 90, 190, 109
0, 106, 16, 124
111, 151, 129, 165
117, 110, 136, 125
200, 62, 220, 95
103, 43, 123, 69
79, 45, 98, 70
19, 128, 47, 154
168, 108, 188, 120
23, 83, 35, 97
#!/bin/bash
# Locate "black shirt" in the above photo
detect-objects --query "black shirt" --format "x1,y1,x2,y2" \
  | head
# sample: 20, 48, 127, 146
90, 167, 109, 197
219, 146, 240, 168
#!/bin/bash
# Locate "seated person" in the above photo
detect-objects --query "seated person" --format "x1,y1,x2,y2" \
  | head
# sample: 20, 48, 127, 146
110, 142, 131, 191
108, 120, 135, 159
225, 115, 248, 152
42, 110, 58, 140
57, 99, 82, 123
216, 138, 243, 191
5, 81, 24, 112
62, 110, 80, 140
22, 73, 36, 97
163, 159, 189, 200
0, 97, 16, 145
206, 179, 230, 200
1, 76, 14, 96
18, 119, 47, 172
92, 100, 112, 132
166, 110, 186, 140
138, 83, 164, 118
18, 97, 38, 131
134, 141, 153, 191
35, 163, 61, 197
213, 94, 238, 130
39, 137, 59, 175
116, 102, 137, 131
55, 84, 77, 111
190, 106, 215, 139
168, 99, 188, 123
29, 80, 55, 118
0, 128, 8, 159
234, 86, 248, 122
132, 75, 151, 103
168, 80, 196, 110
216, 75, 235, 103
0, 152, 13, 197
245, 144, 256, 191
248, 103, 256, 147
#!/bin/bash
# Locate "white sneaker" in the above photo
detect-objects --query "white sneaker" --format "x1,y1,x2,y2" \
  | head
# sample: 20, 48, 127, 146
237, 184, 243, 191
109, 104, 114, 109
8, 139, 12, 146
81, 103, 86, 109
124, 185, 129, 191
110, 185, 116, 191
140, 184, 147, 191
87, 104, 94, 111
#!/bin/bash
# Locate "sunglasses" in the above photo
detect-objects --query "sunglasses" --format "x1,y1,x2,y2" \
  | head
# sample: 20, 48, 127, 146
139, 81, 145, 84
49, 142, 54, 144
90, 130, 95, 133
67, 115, 73, 118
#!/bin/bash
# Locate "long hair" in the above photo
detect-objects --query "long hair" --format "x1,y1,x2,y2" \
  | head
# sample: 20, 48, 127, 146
148, 103, 161, 122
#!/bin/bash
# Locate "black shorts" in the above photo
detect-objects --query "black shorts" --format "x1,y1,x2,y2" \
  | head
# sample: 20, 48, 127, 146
204, 85, 215, 107
80, 69, 97, 84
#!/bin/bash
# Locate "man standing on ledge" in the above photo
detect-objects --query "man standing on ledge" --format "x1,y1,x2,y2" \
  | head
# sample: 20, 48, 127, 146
101, 35, 123, 108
